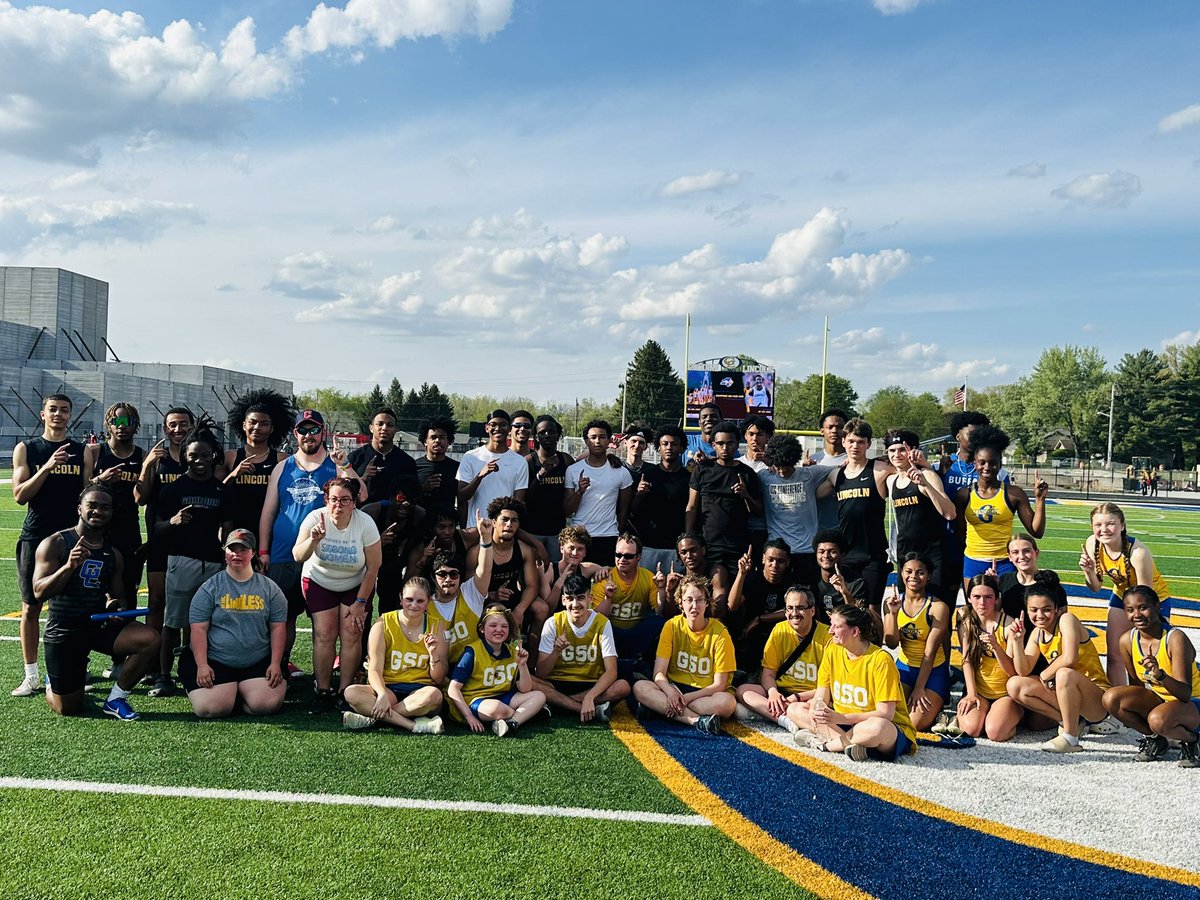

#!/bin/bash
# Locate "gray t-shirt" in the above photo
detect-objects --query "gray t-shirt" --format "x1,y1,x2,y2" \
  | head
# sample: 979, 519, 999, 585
189, 570, 287, 667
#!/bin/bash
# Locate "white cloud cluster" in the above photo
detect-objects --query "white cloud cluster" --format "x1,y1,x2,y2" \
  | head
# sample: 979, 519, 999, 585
286, 207, 911, 353
0, 0, 513, 163
0, 192, 202, 251
1157, 103, 1200, 135
661, 169, 743, 198
872, 0, 926, 15
1007, 162, 1046, 178
1051, 170, 1142, 209
1161, 329, 1199, 348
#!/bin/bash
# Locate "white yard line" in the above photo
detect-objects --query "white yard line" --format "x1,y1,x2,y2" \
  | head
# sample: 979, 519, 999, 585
0, 776, 710, 827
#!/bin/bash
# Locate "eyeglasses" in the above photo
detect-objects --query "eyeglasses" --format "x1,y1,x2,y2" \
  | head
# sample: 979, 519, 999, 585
786, 605, 815, 613
327, 496, 354, 505
296, 425, 322, 436
614, 552, 639, 560
434, 570, 460, 579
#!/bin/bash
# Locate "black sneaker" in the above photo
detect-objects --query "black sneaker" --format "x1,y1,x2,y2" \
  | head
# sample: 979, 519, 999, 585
1134, 733, 1169, 763
309, 688, 337, 715
1179, 737, 1200, 769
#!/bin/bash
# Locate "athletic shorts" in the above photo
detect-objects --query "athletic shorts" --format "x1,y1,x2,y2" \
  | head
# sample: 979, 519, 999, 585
470, 689, 516, 714
669, 680, 702, 695
267, 560, 306, 620
833, 720, 913, 762
44, 619, 129, 695
963, 555, 1015, 581
386, 682, 427, 701
178, 648, 272, 693
302, 578, 364, 616
16, 539, 39, 605
165, 557, 223, 630
550, 678, 598, 696
145, 537, 169, 575
1108, 593, 1173, 620
897, 659, 951, 700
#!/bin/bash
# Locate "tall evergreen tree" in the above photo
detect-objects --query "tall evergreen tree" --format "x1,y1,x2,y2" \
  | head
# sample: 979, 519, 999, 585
620, 340, 684, 429
384, 378, 405, 414
359, 384, 387, 432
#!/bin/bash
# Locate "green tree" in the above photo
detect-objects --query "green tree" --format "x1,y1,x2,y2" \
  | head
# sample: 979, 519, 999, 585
983, 379, 1041, 463
384, 378, 405, 414
861, 386, 948, 440
1021, 345, 1110, 459
359, 384, 386, 432
415, 382, 456, 427
620, 340, 684, 430
1161, 340, 1200, 468
773, 373, 858, 431
294, 387, 367, 434
1112, 349, 1167, 463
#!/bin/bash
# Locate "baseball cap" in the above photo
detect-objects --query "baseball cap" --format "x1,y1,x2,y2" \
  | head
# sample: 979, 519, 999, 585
294, 409, 325, 429
223, 528, 257, 551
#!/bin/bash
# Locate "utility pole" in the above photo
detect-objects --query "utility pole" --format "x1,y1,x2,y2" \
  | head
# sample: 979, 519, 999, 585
1105, 383, 1116, 469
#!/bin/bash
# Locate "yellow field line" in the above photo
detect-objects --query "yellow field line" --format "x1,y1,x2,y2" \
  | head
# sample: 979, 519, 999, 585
728, 723, 1200, 888
610, 708, 874, 900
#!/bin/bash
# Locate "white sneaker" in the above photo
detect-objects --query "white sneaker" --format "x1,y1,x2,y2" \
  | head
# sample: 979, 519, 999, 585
492, 718, 512, 737
11, 673, 41, 697
341, 711, 377, 730
413, 715, 444, 735
733, 702, 755, 722
792, 730, 824, 750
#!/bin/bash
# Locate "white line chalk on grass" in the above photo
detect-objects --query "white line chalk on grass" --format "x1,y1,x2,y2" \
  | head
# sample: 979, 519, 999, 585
0, 777, 710, 827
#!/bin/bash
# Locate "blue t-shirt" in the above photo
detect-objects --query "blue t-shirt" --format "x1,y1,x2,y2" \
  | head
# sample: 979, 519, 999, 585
268, 455, 338, 564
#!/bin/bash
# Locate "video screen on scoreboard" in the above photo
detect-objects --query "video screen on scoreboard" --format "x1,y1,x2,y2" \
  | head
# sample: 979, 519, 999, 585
685, 368, 774, 426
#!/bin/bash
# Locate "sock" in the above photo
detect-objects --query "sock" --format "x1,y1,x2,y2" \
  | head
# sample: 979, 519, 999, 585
108, 685, 130, 702
777, 714, 795, 731
25, 662, 38, 678
1064, 732, 1080, 746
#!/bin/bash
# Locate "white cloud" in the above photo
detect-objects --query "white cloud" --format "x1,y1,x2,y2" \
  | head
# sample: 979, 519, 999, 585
1157, 103, 1200, 135
872, 0, 926, 14
924, 359, 1012, 382
0, 0, 514, 163
661, 169, 743, 198
0, 193, 202, 251
1051, 170, 1142, 209
1007, 162, 1046, 178
265, 251, 370, 300
1161, 329, 1199, 348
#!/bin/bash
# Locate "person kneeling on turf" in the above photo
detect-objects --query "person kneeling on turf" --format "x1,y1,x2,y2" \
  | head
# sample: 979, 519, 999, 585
180, 529, 287, 718
342, 575, 448, 734
36, 484, 159, 720
447, 604, 546, 736
633, 575, 737, 736
534, 573, 630, 723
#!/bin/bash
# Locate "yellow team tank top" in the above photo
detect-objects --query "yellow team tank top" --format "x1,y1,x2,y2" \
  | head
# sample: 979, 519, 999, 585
1038, 621, 1110, 689
964, 483, 1016, 559
897, 596, 947, 668
1131, 626, 1200, 703
434, 589, 483, 662
380, 610, 444, 685
456, 639, 518, 705
1098, 539, 1171, 602
547, 610, 609, 683
973, 613, 1011, 700
761, 620, 830, 694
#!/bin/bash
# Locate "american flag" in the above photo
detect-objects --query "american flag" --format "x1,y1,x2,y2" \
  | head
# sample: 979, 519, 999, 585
953, 384, 966, 407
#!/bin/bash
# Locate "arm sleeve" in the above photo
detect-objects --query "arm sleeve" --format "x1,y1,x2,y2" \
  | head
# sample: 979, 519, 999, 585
456, 454, 478, 486
538, 618, 558, 654
189, 580, 216, 626
266, 579, 288, 623
599, 620, 618, 659
565, 462, 580, 490
713, 625, 736, 674
655, 618, 675, 660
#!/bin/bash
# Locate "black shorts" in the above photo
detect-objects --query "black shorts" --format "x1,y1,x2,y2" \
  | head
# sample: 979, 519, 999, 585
145, 537, 168, 575
44, 619, 130, 694
177, 647, 272, 692
550, 678, 598, 696
16, 539, 39, 605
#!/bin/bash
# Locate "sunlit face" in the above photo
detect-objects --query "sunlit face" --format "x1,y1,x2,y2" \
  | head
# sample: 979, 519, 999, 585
784, 592, 815, 635
425, 428, 450, 459
828, 614, 856, 646
901, 559, 929, 592
762, 548, 789, 582
243, 411, 272, 444
1026, 594, 1059, 631
820, 415, 846, 449
535, 423, 560, 449
744, 425, 770, 455
108, 406, 138, 443
482, 614, 510, 645
401, 588, 430, 615
495, 509, 520, 539
79, 490, 113, 529
625, 434, 647, 459
295, 422, 325, 453
1092, 512, 1123, 545
370, 414, 397, 446
698, 408, 720, 436
510, 418, 533, 447
165, 413, 193, 447
968, 585, 998, 619
560, 540, 587, 566
677, 538, 705, 570
562, 591, 590, 617
326, 486, 355, 518
614, 539, 640, 576
815, 542, 842, 572
843, 432, 870, 461
658, 434, 681, 464
974, 447, 1002, 481
225, 543, 254, 567
1123, 592, 1158, 631
41, 399, 72, 430
433, 566, 461, 597
1007, 539, 1038, 573
184, 441, 215, 479
712, 431, 739, 463
585, 427, 610, 455
679, 585, 709, 621
485, 418, 510, 448
886, 442, 912, 469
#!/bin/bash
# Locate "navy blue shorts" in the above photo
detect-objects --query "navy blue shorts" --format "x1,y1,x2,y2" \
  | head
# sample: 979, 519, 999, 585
470, 689, 516, 714
897, 659, 951, 700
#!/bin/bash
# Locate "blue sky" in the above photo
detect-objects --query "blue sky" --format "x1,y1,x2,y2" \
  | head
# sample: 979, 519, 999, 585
2, 0, 1198, 406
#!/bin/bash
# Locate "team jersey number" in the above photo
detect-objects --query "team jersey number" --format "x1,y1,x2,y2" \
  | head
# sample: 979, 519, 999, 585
675, 652, 711, 677
482, 663, 518, 687
832, 679, 869, 709
389, 651, 429, 671
560, 644, 598, 664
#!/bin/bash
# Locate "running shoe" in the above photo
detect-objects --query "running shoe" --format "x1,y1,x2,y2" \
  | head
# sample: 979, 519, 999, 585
287, 662, 306, 681
309, 688, 337, 715
492, 718, 514, 737
594, 702, 611, 723
844, 743, 869, 762
341, 711, 377, 730
1041, 734, 1083, 754
1179, 738, 1200, 769
694, 714, 722, 736
1133, 733, 1169, 763
102, 697, 140, 721
11, 673, 42, 697
792, 730, 823, 750
148, 676, 175, 698
413, 716, 445, 735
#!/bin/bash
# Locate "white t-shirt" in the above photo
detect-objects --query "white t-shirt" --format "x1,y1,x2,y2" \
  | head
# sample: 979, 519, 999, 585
457, 447, 530, 525
565, 458, 633, 538
298, 508, 381, 592
538, 610, 618, 659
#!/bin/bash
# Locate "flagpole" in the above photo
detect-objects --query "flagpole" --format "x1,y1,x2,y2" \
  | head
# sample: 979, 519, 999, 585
683, 313, 691, 426
820, 316, 829, 413
963, 378, 968, 410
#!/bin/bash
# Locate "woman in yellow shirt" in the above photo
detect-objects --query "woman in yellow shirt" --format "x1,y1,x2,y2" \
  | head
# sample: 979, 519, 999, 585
1007, 571, 1112, 753
1102, 586, 1200, 766
956, 574, 1021, 741
632, 575, 737, 736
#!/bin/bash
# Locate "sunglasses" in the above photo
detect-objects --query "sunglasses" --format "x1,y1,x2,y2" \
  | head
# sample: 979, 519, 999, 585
434, 570, 460, 579
109, 416, 133, 427
614, 552, 639, 560
296, 425, 323, 436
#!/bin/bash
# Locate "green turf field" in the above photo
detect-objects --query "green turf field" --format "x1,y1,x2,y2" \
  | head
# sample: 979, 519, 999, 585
1, 474, 1197, 899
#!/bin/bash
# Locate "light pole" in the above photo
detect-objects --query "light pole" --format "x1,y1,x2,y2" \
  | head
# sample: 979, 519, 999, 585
1099, 383, 1116, 469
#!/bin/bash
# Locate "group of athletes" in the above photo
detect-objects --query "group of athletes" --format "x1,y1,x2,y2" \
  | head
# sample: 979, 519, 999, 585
9, 392, 1199, 765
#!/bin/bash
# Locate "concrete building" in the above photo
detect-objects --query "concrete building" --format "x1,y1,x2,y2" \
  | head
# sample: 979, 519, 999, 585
1, 266, 292, 457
